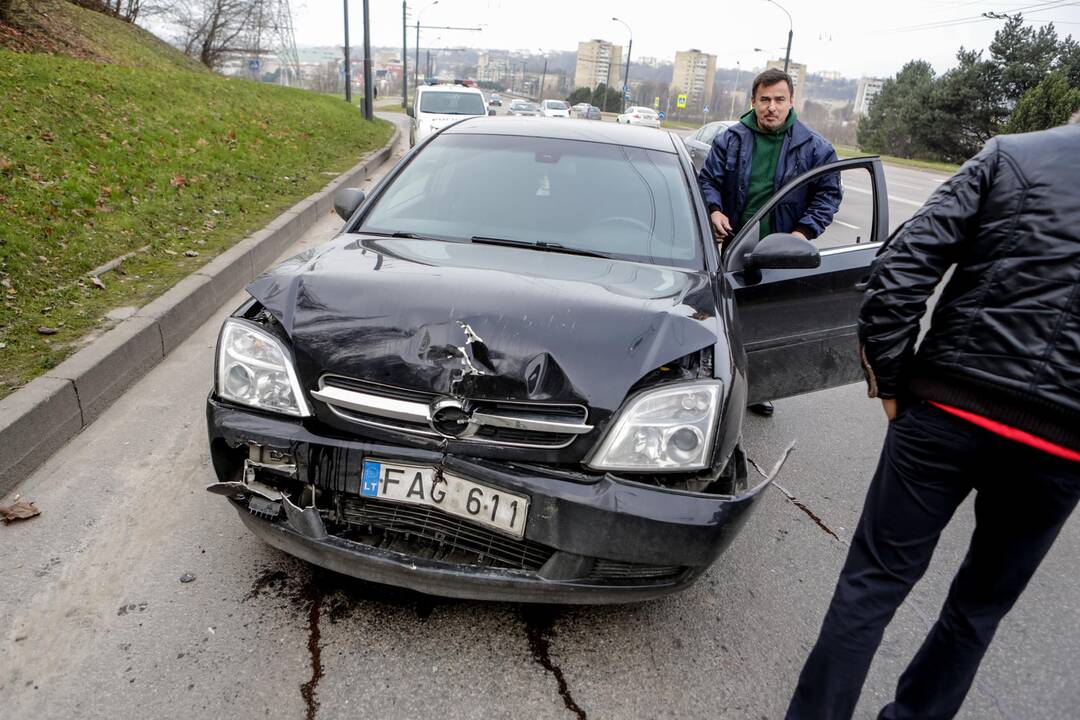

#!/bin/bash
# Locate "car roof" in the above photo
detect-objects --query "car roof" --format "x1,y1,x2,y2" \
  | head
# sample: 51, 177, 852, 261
417, 84, 483, 94
444, 117, 679, 153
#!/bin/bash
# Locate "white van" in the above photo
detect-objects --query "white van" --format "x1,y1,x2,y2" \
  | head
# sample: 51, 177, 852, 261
410, 84, 489, 146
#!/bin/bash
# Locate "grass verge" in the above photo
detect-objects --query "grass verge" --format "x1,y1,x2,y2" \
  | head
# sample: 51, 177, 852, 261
834, 145, 959, 174
0, 5, 393, 399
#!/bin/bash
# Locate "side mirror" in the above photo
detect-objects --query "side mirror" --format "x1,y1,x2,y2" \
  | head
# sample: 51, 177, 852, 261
334, 188, 366, 221
744, 233, 821, 270
488, 109, 497, 116
406, 105, 414, 118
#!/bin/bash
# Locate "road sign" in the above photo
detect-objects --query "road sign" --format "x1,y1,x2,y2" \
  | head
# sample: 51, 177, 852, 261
676, 94, 687, 109
703, 105, 710, 113
624, 91, 631, 101
658, 111, 666, 120
248, 58, 261, 73
653, 96, 660, 109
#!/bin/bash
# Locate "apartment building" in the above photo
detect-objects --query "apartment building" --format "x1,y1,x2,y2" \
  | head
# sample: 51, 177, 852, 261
574, 39, 622, 90
672, 49, 716, 109
854, 76, 886, 116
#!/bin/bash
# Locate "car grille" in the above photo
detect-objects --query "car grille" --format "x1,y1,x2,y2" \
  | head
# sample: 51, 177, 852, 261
337, 496, 687, 584
314, 375, 591, 448
587, 559, 686, 582
340, 495, 555, 572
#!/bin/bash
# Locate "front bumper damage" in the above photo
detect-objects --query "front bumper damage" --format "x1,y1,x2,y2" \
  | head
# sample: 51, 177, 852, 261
207, 397, 776, 604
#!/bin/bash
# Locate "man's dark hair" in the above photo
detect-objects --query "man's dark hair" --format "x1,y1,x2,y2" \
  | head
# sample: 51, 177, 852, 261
752, 69, 794, 99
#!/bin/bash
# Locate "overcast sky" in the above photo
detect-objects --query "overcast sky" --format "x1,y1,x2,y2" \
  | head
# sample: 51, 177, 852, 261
287, 0, 1080, 78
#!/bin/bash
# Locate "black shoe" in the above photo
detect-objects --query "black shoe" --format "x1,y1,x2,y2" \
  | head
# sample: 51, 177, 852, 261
749, 401, 775, 417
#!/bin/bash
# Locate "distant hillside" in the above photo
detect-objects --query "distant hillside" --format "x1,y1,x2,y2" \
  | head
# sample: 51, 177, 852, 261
0, 1, 393, 398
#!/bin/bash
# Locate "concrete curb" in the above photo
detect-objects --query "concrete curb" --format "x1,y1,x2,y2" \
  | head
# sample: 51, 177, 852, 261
0, 125, 401, 497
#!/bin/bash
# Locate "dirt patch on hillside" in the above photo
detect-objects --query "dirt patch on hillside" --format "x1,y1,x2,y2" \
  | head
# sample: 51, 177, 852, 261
1, 1, 109, 59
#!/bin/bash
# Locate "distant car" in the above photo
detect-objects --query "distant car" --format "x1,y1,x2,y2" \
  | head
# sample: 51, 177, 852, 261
410, 84, 489, 147
540, 99, 571, 118
617, 106, 661, 128
580, 105, 602, 121
683, 121, 738, 173
507, 100, 541, 117
488, 97, 502, 107
571, 102, 591, 117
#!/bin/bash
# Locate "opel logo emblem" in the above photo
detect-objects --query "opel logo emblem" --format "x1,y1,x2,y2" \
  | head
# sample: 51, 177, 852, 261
429, 397, 478, 439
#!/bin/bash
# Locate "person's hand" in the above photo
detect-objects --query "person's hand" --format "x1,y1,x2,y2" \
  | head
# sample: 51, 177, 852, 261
881, 398, 898, 421
710, 211, 732, 242
791, 229, 809, 242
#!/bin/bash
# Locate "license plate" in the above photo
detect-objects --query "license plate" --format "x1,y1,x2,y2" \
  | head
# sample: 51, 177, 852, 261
360, 459, 529, 539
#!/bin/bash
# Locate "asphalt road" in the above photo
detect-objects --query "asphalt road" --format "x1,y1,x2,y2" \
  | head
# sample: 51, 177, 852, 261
2, 115, 1076, 720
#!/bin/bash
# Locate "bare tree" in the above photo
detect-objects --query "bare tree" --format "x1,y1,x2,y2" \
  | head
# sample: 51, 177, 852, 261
168, 0, 260, 68
163, 0, 300, 73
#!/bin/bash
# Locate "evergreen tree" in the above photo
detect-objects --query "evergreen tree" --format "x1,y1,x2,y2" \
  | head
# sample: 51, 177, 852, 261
857, 60, 936, 158
1006, 72, 1080, 133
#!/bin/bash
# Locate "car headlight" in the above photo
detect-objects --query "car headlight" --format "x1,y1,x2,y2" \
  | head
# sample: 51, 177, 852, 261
587, 381, 722, 472
216, 319, 311, 417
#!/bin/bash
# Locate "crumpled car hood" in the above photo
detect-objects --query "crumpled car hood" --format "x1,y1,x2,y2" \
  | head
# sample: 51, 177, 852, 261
246, 235, 722, 412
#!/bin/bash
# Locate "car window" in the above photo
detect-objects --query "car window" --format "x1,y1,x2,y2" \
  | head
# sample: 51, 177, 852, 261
362, 134, 702, 269
699, 123, 721, 144
419, 91, 486, 115
543, 100, 568, 110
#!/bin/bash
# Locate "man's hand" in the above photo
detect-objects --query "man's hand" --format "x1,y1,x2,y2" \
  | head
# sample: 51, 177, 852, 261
710, 211, 732, 242
881, 398, 898, 421
791, 229, 808, 242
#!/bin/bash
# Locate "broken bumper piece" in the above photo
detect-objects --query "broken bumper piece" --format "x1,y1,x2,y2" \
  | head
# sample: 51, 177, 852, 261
207, 398, 770, 604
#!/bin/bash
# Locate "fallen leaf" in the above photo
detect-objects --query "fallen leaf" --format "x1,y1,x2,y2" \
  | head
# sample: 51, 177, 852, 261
196, 138, 209, 147
37, 326, 59, 335
227, 130, 237, 141
163, 249, 177, 256
170, 175, 187, 188
0, 157, 12, 171
90, 276, 106, 289
0, 498, 40, 524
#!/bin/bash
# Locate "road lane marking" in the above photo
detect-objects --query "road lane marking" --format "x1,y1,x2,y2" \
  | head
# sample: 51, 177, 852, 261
833, 220, 860, 229
845, 184, 926, 207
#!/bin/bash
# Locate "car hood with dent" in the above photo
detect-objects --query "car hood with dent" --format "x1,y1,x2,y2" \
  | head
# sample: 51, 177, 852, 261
246, 235, 722, 413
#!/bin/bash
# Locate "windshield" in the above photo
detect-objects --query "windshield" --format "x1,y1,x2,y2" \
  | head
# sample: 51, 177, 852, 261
361, 134, 701, 269
543, 100, 568, 110
419, 91, 486, 115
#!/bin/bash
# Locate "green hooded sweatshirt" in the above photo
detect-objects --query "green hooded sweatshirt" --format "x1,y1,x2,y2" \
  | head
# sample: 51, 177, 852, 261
740, 108, 797, 237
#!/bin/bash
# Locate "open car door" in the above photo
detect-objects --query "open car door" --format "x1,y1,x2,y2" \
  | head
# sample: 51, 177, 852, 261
723, 157, 890, 404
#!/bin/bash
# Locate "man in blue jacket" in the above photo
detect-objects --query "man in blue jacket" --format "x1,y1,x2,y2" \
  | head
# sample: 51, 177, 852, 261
698, 68, 841, 415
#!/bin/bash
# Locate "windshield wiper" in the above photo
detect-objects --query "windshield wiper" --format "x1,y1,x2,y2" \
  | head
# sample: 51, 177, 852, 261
469, 236, 610, 259
360, 230, 436, 241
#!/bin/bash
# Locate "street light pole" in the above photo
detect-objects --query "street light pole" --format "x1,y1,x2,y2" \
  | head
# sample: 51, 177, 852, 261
612, 17, 632, 113
402, 1, 408, 109
414, 1, 438, 92
362, 0, 373, 120
729, 61, 740, 119
343, 0, 352, 103
538, 53, 547, 102
763, 0, 793, 73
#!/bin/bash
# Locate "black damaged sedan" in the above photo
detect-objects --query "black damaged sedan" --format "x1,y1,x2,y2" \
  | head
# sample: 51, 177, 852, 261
206, 117, 889, 603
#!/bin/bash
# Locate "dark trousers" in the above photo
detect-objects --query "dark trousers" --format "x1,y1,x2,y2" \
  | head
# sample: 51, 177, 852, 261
786, 402, 1080, 720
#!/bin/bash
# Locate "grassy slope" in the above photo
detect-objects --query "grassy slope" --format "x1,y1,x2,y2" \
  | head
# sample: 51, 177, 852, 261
0, 3, 392, 398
